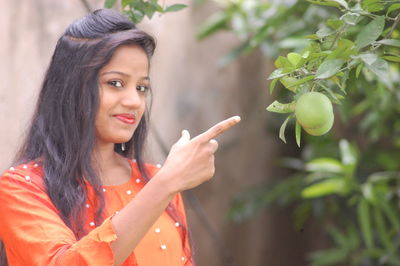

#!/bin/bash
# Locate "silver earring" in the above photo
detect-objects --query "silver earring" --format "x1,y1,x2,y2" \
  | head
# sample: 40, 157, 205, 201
121, 143, 126, 151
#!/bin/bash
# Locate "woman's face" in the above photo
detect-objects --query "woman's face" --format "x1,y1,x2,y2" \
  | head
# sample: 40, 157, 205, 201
96, 44, 150, 146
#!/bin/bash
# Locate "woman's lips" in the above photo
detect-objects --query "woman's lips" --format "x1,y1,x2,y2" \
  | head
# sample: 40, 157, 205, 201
113, 114, 136, 124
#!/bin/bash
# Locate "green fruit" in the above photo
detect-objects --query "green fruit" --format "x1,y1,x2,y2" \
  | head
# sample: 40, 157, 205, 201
295, 92, 334, 136
304, 111, 334, 136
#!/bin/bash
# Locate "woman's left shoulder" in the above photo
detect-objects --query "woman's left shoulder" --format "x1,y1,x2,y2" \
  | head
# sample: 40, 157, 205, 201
0, 161, 45, 190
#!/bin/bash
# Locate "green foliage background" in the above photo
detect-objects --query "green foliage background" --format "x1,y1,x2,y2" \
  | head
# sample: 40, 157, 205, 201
197, 0, 400, 265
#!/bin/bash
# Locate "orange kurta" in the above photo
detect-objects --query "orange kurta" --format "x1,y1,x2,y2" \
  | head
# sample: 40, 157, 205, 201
0, 160, 192, 265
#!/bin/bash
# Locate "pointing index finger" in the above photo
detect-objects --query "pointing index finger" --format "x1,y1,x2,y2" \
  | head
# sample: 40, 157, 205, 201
196, 116, 241, 142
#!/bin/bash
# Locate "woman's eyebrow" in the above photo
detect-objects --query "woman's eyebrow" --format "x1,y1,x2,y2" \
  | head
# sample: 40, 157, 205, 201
100, 71, 130, 77
100, 71, 150, 81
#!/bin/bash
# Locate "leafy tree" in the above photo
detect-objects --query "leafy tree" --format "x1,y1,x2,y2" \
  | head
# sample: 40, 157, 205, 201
198, 0, 400, 265
104, 0, 187, 23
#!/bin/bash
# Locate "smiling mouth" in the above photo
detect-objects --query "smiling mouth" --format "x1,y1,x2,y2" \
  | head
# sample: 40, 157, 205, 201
113, 114, 136, 124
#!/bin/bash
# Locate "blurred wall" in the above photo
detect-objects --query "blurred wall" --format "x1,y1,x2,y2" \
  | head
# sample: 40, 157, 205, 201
1, 0, 320, 265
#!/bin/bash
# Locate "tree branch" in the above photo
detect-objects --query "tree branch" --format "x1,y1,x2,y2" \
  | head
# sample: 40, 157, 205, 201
385, 13, 400, 39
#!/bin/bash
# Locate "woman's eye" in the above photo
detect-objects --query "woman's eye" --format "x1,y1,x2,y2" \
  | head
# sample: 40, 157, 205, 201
108, 80, 123, 88
137, 85, 148, 92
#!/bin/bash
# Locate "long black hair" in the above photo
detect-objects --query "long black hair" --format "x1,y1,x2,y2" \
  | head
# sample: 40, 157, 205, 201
1, 8, 192, 265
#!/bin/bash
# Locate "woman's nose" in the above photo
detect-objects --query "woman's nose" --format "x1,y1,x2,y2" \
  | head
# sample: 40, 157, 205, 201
121, 87, 142, 108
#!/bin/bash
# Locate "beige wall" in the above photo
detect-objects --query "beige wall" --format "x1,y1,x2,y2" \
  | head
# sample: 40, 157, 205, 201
1, 0, 95, 169
1, 0, 319, 265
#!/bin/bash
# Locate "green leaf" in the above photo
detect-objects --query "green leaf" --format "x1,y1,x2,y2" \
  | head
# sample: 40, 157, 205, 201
333, 0, 349, 9
334, 93, 345, 100
316, 25, 335, 38
356, 63, 363, 78
318, 81, 341, 104
379, 200, 400, 232
266, 101, 295, 114
383, 55, 400, 62
274, 56, 294, 70
287, 52, 303, 67
355, 16, 385, 49
165, 4, 187, 13
268, 68, 286, 80
362, 0, 384, 12
304, 172, 330, 184
279, 76, 298, 92
364, 58, 393, 90
295, 75, 316, 85
387, 3, 400, 15
339, 139, 358, 166
359, 53, 378, 65
269, 79, 278, 94
307, 0, 348, 9
295, 121, 301, 147
373, 206, 393, 252
302, 51, 310, 59
327, 226, 348, 248
104, 0, 117, 8
331, 0, 348, 9
327, 39, 357, 61
122, 0, 131, 8
279, 116, 292, 144
281, 75, 315, 91
377, 39, 400, 48
274, 56, 286, 68
301, 178, 346, 198
310, 248, 349, 265
340, 12, 361, 26
305, 34, 319, 40
126, 9, 146, 24
361, 183, 376, 204
197, 12, 229, 40
329, 75, 341, 88
305, 158, 343, 173
148, 0, 163, 12
128, 0, 145, 11
315, 59, 345, 79
294, 202, 311, 231
326, 19, 344, 29
141, 2, 158, 19
357, 199, 374, 249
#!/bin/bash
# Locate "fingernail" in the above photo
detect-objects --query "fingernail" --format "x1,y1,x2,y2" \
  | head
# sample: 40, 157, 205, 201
209, 139, 217, 144
233, 116, 241, 122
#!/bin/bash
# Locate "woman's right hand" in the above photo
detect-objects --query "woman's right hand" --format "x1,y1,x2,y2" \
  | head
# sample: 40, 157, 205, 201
156, 116, 241, 194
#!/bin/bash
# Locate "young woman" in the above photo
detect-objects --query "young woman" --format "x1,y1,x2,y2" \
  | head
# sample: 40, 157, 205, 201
0, 8, 239, 266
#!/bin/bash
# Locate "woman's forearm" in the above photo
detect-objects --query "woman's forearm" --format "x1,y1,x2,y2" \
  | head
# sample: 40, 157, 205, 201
110, 171, 176, 265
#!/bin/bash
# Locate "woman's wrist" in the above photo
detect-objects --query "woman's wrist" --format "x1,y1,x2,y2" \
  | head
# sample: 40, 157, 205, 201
151, 168, 180, 197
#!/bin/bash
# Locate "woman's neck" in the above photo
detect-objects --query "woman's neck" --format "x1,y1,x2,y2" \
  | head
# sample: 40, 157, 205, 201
96, 142, 118, 166
94, 142, 131, 186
